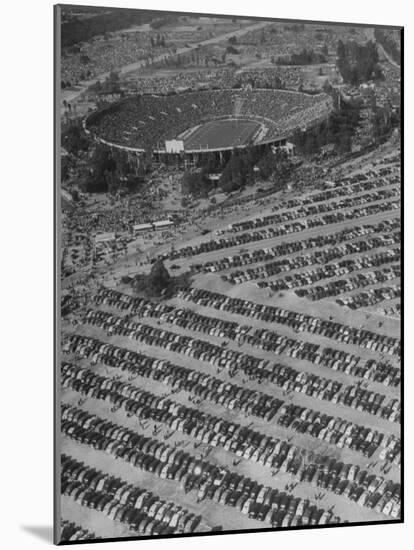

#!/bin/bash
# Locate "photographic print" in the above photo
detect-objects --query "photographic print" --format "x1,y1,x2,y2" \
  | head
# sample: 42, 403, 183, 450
55, 4, 402, 544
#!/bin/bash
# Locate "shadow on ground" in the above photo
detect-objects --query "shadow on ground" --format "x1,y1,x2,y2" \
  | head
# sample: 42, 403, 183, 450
21, 525, 53, 543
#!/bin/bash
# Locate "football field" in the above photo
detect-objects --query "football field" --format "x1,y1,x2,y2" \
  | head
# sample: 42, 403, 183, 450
184, 119, 261, 150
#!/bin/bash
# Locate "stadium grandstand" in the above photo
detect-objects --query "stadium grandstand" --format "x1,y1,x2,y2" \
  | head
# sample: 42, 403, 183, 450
84, 89, 333, 165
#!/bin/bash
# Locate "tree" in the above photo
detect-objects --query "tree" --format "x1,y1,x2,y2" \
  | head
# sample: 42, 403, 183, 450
181, 169, 213, 198
219, 151, 253, 192
61, 155, 71, 181
257, 148, 293, 183
292, 100, 361, 156
147, 260, 171, 295
83, 144, 117, 193
62, 123, 89, 155
132, 260, 190, 299
226, 45, 239, 55
336, 39, 381, 85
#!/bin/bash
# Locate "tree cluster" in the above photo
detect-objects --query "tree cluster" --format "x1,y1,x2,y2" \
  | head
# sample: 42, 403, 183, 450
219, 146, 293, 193
293, 101, 361, 155
373, 29, 401, 66
61, 122, 90, 156
275, 48, 326, 66
256, 149, 293, 184
150, 16, 177, 30
90, 71, 121, 96
181, 144, 294, 198
80, 144, 141, 194
181, 169, 215, 198
336, 40, 382, 85
61, 9, 157, 48
371, 97, 399, 142
284, 23, 306, 33
150, 34, 166, 48
226, 45, 240, 55
219, 149, 256, 192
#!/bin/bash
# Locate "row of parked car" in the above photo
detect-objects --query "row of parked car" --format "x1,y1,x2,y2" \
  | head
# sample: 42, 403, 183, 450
232, 248, 399, 290
174, 288, 400, 357
168, 200, 400, 261
228, 188, 399, 234
336, 286, 401, 310
93, 287, 400, 388
296, 265, 400, 302
262, 166, 399, 217
192, 219, 400, 275
61, 364, 400, 517
61, 453, 203, 536
61, 404, 342, 528
60, 521, 96, 542
245, 326, 400, 388
63, 327, 395, 464
222, 232, 400, 284
338, 165, 399, 186
64, 326, 400, 461
79, 309, 399, 425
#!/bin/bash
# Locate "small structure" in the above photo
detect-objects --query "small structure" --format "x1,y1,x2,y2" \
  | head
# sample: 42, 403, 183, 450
207, 173, 222, 182
94, 232, 115, 244
133, 223, 153, 235
153, 220, 174, 231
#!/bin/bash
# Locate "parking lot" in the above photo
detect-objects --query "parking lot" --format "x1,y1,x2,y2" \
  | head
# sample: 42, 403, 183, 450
60, 128, 401, 539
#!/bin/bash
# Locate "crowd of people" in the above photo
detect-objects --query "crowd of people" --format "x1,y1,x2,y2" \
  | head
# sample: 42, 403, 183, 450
121, 66, 306, 97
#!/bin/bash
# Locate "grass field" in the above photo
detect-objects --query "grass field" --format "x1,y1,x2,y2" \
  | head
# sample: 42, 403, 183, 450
184, 119, 261, 150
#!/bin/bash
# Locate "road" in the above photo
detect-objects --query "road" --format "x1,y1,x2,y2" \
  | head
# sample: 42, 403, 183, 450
60, 21, 271, 108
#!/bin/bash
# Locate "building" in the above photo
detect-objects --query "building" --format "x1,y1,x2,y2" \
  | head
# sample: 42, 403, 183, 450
133, 223, 153, 235
153, 220, 174, 231
94, 232, 115, 244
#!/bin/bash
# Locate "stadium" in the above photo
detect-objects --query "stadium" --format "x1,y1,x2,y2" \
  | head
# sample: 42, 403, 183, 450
84, 89, 333, 164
